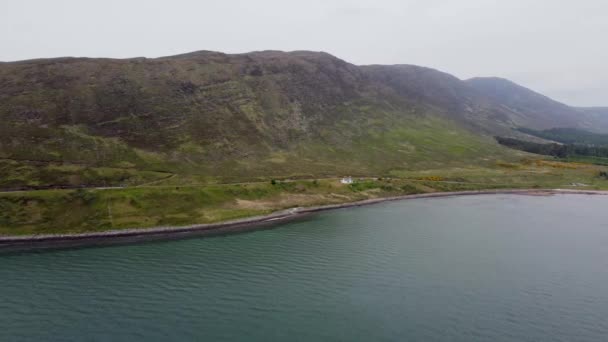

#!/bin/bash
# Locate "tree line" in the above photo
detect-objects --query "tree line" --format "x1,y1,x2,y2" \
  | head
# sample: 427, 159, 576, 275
517, 127, 608, 146
495, 136, 608, 159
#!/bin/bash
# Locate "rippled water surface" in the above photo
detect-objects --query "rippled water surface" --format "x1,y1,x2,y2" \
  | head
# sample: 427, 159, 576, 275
2, 194, 608, 341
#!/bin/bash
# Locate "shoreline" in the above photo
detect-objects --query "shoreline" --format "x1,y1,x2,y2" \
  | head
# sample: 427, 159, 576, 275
1, 188, 607, 251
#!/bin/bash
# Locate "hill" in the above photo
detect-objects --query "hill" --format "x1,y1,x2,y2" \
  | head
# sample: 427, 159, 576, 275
466, 77, 608, 132
0, 50, 605, 190
576, 107, 608, 131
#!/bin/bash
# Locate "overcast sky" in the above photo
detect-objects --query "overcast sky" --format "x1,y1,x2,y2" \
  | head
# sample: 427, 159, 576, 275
1, 0, 605, 106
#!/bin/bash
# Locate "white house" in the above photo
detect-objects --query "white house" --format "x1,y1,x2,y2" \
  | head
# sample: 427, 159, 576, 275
340, 176, 354, 184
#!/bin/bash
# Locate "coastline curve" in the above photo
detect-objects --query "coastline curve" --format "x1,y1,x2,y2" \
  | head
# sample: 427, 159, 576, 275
1, 189, 606, 252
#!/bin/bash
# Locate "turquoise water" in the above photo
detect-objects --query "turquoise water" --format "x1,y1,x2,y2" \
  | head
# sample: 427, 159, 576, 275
2, 194, 608, 341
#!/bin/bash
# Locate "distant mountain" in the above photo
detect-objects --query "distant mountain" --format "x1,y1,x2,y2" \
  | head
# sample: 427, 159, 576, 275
466, 77, 608, 132
0, 50, 605, 188
361, 66, 531, 134
579, 107, 608, 115
575, 107, 608, 131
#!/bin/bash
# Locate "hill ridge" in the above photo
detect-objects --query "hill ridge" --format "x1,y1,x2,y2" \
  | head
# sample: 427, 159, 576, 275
0, 49, 606, 189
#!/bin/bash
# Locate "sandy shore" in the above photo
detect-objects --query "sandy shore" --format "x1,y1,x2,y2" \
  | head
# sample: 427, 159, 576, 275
1, 189, 606, 251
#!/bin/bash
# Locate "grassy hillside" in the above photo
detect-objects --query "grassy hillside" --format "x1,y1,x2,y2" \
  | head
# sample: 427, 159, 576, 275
0, 51, 533, 190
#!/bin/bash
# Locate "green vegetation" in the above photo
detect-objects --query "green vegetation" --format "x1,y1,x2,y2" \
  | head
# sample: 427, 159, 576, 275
2, 51, 608, 236
2, 159, 608, 236
392, 159, 608, 189
518, 127, 608, 146
0, 159, 171, 190
560, 156, 608, 166
496, 136, 608, 160
0, 115, 521, 190
499, 128, 608, 166
0, 179, 417, 235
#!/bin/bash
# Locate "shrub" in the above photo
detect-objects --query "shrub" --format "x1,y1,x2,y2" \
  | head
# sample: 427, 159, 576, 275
380, 185, 394, 191
349, 181, 378, 192
71, 188, 97, 204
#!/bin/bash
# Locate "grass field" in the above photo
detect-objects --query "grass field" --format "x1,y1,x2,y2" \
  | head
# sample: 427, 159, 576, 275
1, 158, 607, 236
